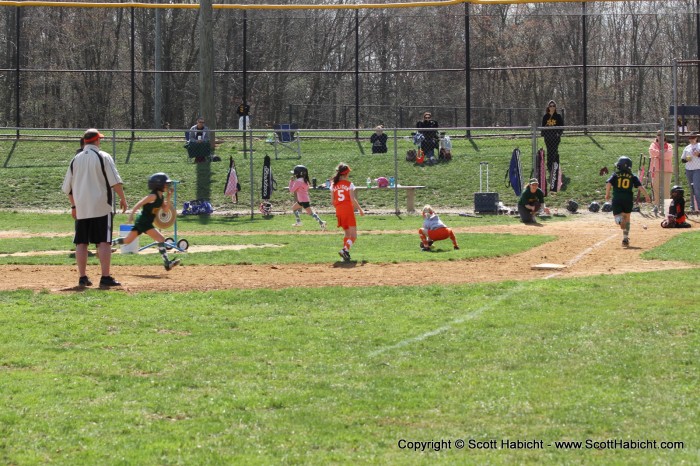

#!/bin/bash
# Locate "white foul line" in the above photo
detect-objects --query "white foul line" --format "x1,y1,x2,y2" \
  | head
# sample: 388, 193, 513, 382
543, 233, 618, 279
369, 233, 618, 357
368, 283, 525, 358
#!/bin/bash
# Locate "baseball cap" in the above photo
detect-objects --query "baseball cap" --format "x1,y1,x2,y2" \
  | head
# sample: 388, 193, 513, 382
83, 128, 104, 143
529, 178, 539, 185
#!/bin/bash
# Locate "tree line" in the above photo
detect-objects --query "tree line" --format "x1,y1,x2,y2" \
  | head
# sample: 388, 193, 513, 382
0, 0, 697, 130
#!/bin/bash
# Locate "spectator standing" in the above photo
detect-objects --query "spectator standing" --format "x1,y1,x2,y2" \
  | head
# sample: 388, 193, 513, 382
648, 130, 673, 204
236, 99, 251, 130
677, 117, 688, 134
416, 112, 439, 163
62, 128, 128, 288
541, 100, 564, 175
680, 131, 700, 212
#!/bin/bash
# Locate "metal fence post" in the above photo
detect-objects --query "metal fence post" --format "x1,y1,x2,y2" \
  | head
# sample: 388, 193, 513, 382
659, 119, 666, 214
249, 129, 255, 219
393, 127, 399, 215
531, 124, 538, 178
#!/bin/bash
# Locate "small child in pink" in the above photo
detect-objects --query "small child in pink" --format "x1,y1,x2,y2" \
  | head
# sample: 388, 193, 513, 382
289, 165, 326, 230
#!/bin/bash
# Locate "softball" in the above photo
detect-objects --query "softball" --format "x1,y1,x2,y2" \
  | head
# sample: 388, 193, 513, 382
642, 225, 648, 230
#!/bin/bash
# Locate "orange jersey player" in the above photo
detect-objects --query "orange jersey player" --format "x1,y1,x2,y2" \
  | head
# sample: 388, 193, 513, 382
418, 205, 459, 251
331, 163, 364, 262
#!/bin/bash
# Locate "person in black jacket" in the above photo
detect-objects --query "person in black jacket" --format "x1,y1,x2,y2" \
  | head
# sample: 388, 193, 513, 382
416, 112, 439, 163
541, 100, 564, 174
370, 125, 388, 154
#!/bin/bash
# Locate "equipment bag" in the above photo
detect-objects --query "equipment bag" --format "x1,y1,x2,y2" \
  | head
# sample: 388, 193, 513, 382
224, 156, 241, 203
505, 148, 523, 196
534, 148, 547, 195
261, 154, 277, 201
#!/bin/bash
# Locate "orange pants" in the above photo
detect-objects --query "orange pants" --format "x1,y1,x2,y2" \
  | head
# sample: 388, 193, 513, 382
419, 227, 458, 247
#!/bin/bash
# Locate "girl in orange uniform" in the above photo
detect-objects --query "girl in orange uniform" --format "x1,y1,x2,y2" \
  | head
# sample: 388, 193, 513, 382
418, 205, 459, 251
331, 163, 364, 261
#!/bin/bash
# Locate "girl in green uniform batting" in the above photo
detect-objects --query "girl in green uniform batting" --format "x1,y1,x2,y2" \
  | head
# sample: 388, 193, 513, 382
112, 172, 181, 270
605, 156, 650, 247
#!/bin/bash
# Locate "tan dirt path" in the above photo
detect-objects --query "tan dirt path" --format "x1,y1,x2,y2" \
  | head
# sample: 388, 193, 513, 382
0, 214, 696, 293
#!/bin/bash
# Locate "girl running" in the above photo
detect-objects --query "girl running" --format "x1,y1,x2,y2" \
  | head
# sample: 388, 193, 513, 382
289, 164, 326, 230
112, 172, 181, 270
605, 156, 650, 247
331, 163, 364, 261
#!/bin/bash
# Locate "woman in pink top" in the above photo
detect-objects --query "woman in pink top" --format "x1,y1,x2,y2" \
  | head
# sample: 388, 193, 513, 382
648, 130, 673, 203
289, 165, 326, 230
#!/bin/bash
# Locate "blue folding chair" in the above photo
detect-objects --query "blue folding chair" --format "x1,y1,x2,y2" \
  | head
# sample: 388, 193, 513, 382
269, 123, 301, 160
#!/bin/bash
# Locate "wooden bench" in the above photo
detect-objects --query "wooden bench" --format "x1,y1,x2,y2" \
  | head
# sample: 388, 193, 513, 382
355, 185, 425, 213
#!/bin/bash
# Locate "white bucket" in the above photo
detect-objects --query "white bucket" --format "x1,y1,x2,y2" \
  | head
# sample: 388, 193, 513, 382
119, 224, 139, 254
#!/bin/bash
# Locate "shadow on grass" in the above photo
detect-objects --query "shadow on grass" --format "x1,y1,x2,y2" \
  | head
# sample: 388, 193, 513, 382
124, 138, 135, 164
587, 135, 604, 150
2, 140, 18, 168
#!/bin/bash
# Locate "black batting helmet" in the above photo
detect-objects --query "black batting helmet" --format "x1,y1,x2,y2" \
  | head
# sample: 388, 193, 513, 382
588, 201, 600, 213
670, 185, 684, 198
566, 200, 579, 213
148, 172, 171, 191
615, 156, 633, 172
291, 165, 308, 178
602, 201, 613, 213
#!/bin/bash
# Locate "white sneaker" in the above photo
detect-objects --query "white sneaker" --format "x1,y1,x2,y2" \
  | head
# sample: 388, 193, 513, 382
320, 221, 327, 231
292, 222, 302, 227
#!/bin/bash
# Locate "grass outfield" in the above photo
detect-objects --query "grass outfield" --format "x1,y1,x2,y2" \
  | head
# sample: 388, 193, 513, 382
0, 273, 698, 464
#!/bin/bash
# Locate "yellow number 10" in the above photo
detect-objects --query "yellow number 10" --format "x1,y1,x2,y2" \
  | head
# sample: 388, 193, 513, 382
617, 178, 630, 189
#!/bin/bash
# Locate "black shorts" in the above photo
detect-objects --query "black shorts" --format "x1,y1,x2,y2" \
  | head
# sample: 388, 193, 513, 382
297, 201, 311, 209
612, 198, 633, 215
74, 214, 113, 245
133, 215, 155, 234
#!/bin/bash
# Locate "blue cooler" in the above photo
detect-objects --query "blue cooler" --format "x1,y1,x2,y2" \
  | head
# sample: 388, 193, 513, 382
119, 224, 139, 254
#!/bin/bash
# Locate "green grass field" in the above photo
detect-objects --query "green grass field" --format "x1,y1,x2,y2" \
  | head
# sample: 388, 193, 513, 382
0, 208, 699, 464
1, 123, 699, 466
1, 272, 698, 464
0, 127, 679, 213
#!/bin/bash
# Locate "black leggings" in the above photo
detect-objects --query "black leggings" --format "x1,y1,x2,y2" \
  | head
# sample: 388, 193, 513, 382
544, 134, 561, 172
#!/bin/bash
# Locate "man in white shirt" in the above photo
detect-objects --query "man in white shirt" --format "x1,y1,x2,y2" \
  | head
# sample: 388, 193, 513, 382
62, 128, 128, 288
681, 131, 700, 212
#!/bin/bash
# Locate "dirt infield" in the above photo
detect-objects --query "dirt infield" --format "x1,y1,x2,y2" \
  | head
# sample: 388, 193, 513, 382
0, 214, 696, 293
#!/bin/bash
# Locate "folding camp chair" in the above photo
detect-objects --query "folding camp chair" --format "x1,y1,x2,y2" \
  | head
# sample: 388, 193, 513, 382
270, 123, 301, 160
